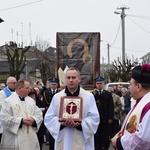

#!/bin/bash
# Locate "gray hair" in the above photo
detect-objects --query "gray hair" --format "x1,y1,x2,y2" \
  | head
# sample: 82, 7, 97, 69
6, 76, 16, 84
121, 87, 128, 92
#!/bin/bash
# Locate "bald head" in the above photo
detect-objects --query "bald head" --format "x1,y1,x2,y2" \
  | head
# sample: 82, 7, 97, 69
7, 76, 16, 84
6, 76, 17, 90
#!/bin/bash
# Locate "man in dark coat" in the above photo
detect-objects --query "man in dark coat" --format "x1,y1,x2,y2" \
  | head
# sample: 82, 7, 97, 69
28, 88, 46, 150
92, 77, 114, 150
43, 78, 59, 150
115, 83, 123, 97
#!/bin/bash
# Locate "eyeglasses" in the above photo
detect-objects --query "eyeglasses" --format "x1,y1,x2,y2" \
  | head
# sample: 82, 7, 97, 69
8, 82, 16, 84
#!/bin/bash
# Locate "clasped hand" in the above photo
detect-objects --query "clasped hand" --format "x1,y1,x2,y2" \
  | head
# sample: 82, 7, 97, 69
59, 118, 81, 127
23, 118, 34, 126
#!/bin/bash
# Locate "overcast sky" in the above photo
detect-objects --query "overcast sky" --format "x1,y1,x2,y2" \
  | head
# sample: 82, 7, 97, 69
0, 0, 150, 63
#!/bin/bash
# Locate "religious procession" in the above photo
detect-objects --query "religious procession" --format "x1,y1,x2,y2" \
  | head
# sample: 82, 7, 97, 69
0, 32, 150, 150
0, 62, 150, 150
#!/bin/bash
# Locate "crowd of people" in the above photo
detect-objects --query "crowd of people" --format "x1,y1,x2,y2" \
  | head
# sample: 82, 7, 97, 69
0, 64, 150, 150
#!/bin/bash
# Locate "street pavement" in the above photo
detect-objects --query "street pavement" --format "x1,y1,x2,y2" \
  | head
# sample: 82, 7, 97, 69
42, 143, 49, 150
42, 142, 114, 150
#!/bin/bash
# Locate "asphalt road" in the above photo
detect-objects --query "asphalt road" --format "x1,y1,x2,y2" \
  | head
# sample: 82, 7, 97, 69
43, 143, 49, 150
42, 142, 114, 150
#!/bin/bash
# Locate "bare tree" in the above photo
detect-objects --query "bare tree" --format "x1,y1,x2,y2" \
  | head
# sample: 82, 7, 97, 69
35, 36, 51, 51
33, 38, 56, 85
3, 43, 30, 80
0, 39, 57, 85
107, 58, 138, 82
39, 52, 56, 85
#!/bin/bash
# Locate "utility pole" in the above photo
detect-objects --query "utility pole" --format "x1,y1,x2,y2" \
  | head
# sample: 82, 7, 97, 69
25, 61, 28, 79
16, 22, 24, 47
107, 43, 110, 65
107, 43, 111, 82
114, 7, 129, 66
29, 22, 32, 46
11, 28, 13, 41
21, 23, 23, 48
102, 57, 104, 78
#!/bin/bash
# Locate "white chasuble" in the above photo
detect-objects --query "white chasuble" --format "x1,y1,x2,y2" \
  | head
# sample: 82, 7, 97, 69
44, 88, 100, 150
1, 92, 43, 150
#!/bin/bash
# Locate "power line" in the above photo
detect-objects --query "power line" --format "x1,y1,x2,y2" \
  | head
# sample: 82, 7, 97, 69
127, 14, 150, 20
0, 0, 44, 12
110, 20, 121, 46
127, 16, 150, 34
111, 45, 149, 53
125, 0, 137, 10
117, 0, 125, 8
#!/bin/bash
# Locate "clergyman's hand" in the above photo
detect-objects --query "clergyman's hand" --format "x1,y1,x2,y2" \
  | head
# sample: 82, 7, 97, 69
23, 118, 34, 126
60, 118, 81, 127
111, 131, 122, 149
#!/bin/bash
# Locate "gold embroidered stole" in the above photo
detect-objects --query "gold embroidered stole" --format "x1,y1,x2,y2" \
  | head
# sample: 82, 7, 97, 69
56, 89, 86, 150
9, 96, 30, 133
122, 97, 150, 135
8, 95, 39, 150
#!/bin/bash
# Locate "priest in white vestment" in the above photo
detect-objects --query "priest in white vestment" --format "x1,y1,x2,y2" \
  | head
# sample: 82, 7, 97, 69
0, 107, 2, 128
111, 64, 150, 150
0, 79, 43, 150
44, 67, 100, 150
0, 76, 17, 142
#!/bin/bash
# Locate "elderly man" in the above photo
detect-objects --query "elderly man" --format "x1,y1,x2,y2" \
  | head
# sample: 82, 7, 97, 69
44, 67, 99, 150
111, 64, 150, 150
0, 76, 17, 142
0, 79, 43, 150
0, 76, 17, 101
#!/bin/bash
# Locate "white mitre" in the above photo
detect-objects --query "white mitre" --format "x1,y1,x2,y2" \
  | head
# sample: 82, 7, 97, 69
58, 66, 69, 87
